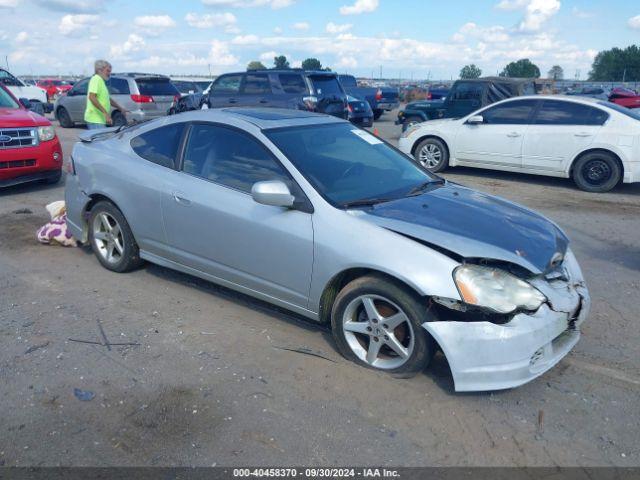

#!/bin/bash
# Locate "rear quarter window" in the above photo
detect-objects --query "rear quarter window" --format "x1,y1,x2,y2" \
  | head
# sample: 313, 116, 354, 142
135, 78, 179, 96
107, 77, 131, 95
130, 123, 185, 169
278, 73, 308, 94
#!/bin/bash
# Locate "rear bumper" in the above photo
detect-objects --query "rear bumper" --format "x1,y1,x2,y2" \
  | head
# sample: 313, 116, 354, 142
376, 101, 399, 111
349, 115, 373, 127
424, 287, 589, 392
0, 137, 63, 187
127, 109, 167, 123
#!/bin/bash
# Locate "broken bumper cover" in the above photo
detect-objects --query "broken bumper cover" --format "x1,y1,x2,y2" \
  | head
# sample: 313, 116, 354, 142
423, 251, 590, 392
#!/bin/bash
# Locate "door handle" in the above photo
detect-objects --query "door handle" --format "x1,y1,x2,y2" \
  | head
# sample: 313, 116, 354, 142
507, 132, 521, 138
574, 132, 592, 137
259, 99, 268, 104
172, 192, 191, 206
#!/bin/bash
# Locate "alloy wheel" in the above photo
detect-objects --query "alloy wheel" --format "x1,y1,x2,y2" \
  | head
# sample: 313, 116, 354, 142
92, 212, 124, 265
342, 294, 415, 369
418, 143, 442, 169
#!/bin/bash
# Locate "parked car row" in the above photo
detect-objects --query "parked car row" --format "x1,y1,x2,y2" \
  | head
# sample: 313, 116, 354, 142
0, 68, 52, 113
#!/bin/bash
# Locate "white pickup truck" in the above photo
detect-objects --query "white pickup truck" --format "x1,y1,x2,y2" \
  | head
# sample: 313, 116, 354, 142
0, 68, 51, 113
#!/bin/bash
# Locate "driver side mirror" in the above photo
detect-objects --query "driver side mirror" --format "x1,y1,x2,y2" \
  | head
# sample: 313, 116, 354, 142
466, 115, 484, 125
18, 97, 31, 110
251, 180, 295, 208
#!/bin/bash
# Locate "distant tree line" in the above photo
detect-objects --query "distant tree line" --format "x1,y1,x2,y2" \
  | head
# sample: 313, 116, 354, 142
246, 55, 332, 71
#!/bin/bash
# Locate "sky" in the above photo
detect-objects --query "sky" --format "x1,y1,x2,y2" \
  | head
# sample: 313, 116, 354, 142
1, 0, 639, 79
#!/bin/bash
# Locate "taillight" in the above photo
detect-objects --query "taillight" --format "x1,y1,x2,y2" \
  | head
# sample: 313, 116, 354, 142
347, 104, 353, 113
375, 89, 382, 101
130, 94, 154, 103
427, 92, 432, 100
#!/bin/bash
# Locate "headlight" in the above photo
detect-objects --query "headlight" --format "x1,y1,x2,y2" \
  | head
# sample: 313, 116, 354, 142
400, 123, 422, 138
454, 264, 546, 314
38, 126, 55, 142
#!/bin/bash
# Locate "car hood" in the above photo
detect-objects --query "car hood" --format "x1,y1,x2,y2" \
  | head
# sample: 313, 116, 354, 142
0, 107, 49, 127
352, 183, 568, 275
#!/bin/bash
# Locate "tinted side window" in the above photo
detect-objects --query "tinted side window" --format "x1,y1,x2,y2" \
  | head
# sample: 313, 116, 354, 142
211, 74, 242, 94
106, 77, 130, 94
130, 123, 185, 169
136, 79, 179, 96
451, 83, 483, 100
242, 73, 271, 95
182, 124, 290, 193
534, 100, 609, 126
278, 73, 307, 94
73, 79, 89, 95
310, 76, 343, 96
481, 100, 538, 125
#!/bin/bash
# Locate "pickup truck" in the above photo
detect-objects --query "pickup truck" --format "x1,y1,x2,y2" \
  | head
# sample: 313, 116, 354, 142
396, 77, 536, 131
338, 74, 399, 120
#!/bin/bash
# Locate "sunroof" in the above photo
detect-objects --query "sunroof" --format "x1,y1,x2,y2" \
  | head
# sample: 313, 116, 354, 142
226, 108, 318, 120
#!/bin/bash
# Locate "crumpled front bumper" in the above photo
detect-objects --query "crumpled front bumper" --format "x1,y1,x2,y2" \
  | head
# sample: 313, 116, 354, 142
423, 251, 590, 392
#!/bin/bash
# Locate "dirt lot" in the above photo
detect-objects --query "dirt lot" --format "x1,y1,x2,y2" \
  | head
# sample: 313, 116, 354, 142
0, 111, 639, 467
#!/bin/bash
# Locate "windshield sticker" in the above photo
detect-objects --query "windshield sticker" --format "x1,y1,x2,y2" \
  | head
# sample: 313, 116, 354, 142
351, 129, 383, 145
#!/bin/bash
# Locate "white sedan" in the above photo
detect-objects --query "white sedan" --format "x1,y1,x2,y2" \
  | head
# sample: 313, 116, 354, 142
398, 95, 640, 192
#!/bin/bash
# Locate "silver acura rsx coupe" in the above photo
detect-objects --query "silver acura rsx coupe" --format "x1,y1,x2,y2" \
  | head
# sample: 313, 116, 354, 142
65, 108, 590, 392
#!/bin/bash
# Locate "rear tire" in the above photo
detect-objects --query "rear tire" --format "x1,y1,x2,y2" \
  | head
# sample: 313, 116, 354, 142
413, 137, 449, 173
88, 201, 144, 273
572, 151, 621, 193
373, 109, 383, 121
331, 275, 435, 378
56, 107, 73, 128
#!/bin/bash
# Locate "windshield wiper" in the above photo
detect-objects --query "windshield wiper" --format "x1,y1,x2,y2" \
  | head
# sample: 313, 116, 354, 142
405, 178, 445, 197
341, 197, 397, 208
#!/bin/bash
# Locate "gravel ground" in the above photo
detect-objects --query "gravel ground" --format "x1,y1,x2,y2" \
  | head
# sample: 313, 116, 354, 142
0, 110, 638, 467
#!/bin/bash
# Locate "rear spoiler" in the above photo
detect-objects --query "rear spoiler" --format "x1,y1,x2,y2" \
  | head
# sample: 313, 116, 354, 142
78, 126, 120, 143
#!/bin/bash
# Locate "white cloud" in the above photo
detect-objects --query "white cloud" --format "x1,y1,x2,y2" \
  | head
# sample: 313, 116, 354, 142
339, 0, 378, 15
15, 31, 29, 44
518, 0, 560, 32
33, 0, 106, 13
259, 50, 279, 63
109, 33, 145, 58
457, 22, 510, 43
58, 14, 100, 36
273, 26, 283, 34
572, 7, 593, 19
0, 0, 18, 7
202, 0, 294, 9
495, 0, 528, 10
185, 12, 237, 29
326, 22, 352, 34
135, 15, 176, 28
628, 15, 640, 29
292, 22, 310, 31
336, 56, 358, 69
231, 34, 260, 45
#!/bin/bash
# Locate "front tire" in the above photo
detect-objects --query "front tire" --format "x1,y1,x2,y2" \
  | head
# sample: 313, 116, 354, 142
88, 201, 143, 273
56, 107, 73, 128
572, 151, 621, 193
413, 137, 449, 173
44, 171, 62, 185
331, 275, 435, 377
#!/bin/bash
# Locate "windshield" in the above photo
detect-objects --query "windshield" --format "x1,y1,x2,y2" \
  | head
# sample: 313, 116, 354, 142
0, 87, 19, 108
265, 123, 439, 207
599, 101, 640, 121
136, 78, 179, 96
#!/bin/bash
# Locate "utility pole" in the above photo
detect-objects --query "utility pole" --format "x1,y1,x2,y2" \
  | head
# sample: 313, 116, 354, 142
5, 55, 9, 70
623, 68, 627, 83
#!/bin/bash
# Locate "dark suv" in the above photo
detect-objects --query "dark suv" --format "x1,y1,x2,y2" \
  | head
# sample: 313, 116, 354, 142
203, 70, 348, 119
